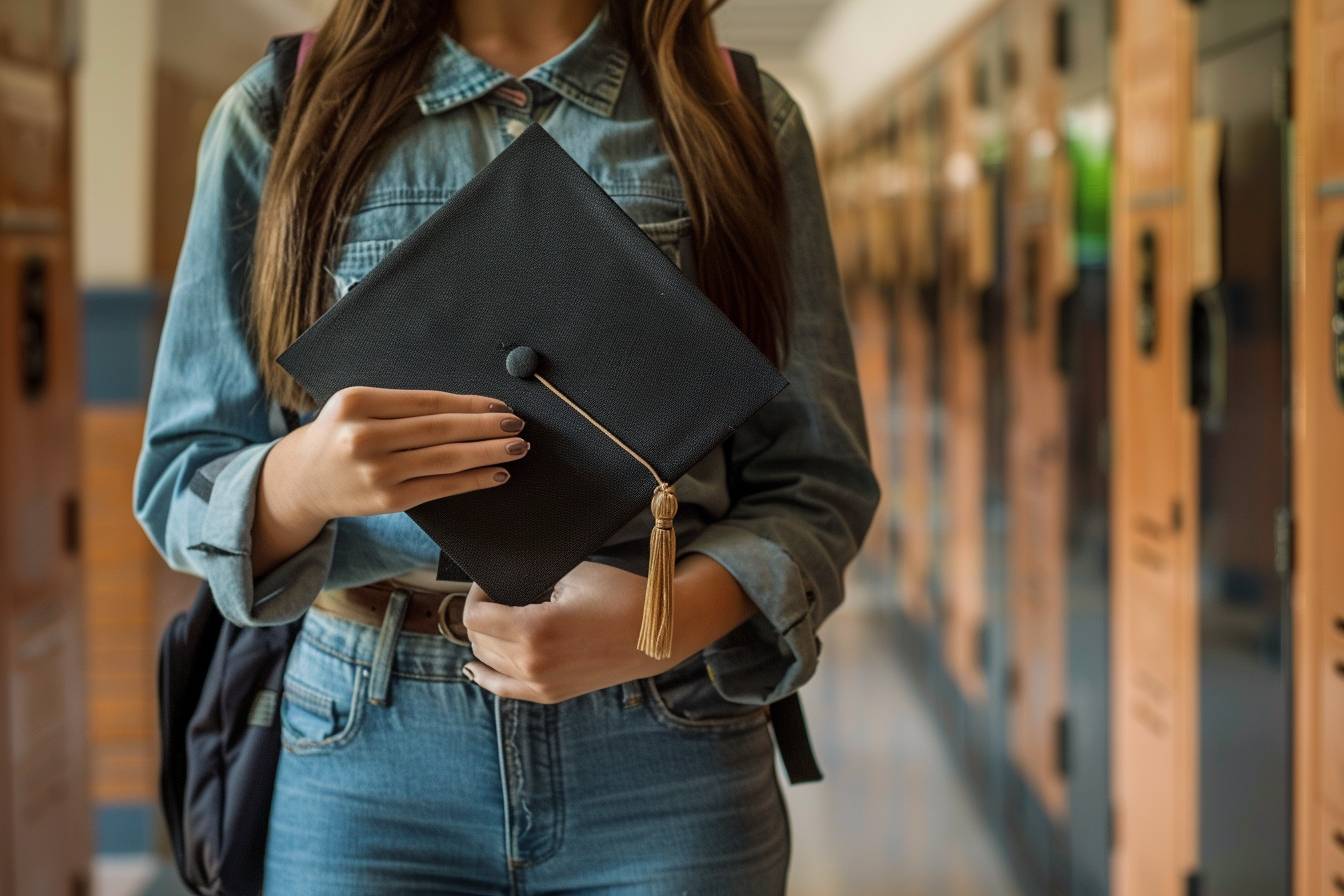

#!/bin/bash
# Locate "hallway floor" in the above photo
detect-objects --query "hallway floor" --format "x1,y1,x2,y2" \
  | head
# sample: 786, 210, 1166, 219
97, 583, 1022, 896
785, 586, 1023, 896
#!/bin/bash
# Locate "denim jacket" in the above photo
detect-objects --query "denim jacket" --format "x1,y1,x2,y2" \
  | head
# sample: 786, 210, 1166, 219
133, 9, 879, 706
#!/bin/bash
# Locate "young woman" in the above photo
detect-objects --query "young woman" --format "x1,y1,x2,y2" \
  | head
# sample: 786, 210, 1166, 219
135, 0, 878, 892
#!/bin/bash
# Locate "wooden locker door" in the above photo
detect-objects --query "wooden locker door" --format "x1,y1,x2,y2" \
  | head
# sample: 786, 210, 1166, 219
897, 283, 934, 622
941, 45, 989, 701
0, 230, 88, 896
897, 90, 936, 623
1111, 0, 1198, 893
853, 282, 893, 580
1293, 2, 1344, 890
1005, 0, 1070, 821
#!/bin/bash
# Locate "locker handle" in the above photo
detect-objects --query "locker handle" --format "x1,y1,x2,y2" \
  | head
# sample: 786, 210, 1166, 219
1136, 229, 1159, 356
1333, 233, 1344, 405
19, 254, 50, 400
1188, 287, 1228, 427
1055, 287, 1079, 377
1023, 236, 1043, 331
976, 285, 996, 348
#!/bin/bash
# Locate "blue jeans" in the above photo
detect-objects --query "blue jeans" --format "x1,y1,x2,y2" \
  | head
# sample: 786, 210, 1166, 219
263, 596, 791, 895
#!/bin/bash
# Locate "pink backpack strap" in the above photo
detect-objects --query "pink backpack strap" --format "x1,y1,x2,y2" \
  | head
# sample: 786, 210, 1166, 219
297, 30, 317, 72
719, 46, 740, 90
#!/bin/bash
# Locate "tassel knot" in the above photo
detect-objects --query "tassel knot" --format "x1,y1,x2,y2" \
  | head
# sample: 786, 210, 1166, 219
637, 484, 678, 659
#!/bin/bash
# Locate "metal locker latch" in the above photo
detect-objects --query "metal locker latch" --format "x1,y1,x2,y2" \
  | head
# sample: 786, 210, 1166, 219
1333, 234, 1344, 405
19, 255, 50, 400
1023, 236, 1042, 331
1137, 229, 1158, 356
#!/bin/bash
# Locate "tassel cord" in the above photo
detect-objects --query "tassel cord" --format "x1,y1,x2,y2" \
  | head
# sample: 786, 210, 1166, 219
530, 373, 678, 660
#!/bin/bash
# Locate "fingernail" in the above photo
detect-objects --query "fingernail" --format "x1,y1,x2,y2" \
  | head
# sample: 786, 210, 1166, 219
461, 664, 475, 682
493, 470, 510, 483
506, 439, 529, 456
487, 401, 511, 412
500, 416, 525, 433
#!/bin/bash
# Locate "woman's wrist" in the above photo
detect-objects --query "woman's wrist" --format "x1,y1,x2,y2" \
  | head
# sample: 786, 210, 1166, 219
252, 428, 331, 577
669, 552, 757, 659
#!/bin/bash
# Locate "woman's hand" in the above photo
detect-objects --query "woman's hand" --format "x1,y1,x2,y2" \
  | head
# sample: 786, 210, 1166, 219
253, 386, 529, 577
461, 555, 758, 703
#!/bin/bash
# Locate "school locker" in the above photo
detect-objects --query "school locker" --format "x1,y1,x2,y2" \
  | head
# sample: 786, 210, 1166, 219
895, 85, 938, 624
1004, 0, 1071, 827
1191, 5, 1293, 892
940, 40, 991, 703
1292, 0, 1344, 891
1057, 0, 1114, 891
973, 11, 1016, 836
0, 40, 88, 895
851, 119, 898, 581
1, 231, 88, 895
1110, 0, 1200, 893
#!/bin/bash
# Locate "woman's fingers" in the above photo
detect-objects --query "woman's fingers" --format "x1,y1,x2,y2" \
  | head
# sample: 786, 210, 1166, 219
464, 632, 527, 679
374, 411, 526, 452
462, 661, 542, 702
392, 437, 530, 480
329, 386, 507, 420
393, 465, 513, 506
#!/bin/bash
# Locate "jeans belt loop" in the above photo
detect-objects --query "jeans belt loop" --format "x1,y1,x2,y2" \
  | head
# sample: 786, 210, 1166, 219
368, 587, 410, 706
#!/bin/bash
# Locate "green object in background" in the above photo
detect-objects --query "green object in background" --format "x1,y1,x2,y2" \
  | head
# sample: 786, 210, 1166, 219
1065, 99, 1113, 267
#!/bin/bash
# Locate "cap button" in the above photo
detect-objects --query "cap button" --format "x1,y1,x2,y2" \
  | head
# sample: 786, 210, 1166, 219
505, 345, 540, 378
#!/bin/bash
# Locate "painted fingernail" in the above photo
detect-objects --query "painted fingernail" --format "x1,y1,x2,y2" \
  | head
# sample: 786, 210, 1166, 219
493, 470, 510, 483
506, 439, 529, 456
500, 416, 525, 433
462, 664, 475, 682
487, 401, 511, 412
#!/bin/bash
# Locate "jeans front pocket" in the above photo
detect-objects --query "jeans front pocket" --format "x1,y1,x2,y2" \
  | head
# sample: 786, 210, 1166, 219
642, 653, 768, 734
280, 637, 369, 755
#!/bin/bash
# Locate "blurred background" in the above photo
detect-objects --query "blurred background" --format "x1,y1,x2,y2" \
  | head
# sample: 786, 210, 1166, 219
2, 0, 1339, 894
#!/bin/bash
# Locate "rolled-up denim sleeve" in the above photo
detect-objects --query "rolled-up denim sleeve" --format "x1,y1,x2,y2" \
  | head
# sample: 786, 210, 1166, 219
681, 78, 881, 705
132, 59, 337, 627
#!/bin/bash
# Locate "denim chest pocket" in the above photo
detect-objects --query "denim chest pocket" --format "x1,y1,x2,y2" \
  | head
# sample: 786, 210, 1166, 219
642, 654, 767, 733
280, 639, 369, 754
330, 239, 401, 300
636, 215, 693, 271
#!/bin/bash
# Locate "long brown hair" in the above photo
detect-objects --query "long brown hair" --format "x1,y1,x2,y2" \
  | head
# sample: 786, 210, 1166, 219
250, 0, 791, 411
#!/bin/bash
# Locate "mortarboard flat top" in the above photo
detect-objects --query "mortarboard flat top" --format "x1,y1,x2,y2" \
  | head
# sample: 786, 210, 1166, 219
278, 123, 787, 613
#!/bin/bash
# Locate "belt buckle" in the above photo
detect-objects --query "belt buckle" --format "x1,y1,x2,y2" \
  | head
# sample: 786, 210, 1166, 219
435, 592, 471, 646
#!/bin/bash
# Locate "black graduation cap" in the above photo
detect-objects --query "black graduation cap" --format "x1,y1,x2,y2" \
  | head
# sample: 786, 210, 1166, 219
277, 123, 787, 658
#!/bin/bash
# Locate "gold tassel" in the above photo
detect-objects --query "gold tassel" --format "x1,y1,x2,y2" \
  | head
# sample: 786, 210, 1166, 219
637, 484, 678, 659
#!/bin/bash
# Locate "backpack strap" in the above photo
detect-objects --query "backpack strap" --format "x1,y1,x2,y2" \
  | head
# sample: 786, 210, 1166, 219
718, 47, 825, 787
265, 30, 317, 132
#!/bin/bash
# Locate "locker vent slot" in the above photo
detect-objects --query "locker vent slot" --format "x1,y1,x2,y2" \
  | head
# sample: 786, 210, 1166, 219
974, 60, 990, 109
1052, 5, 1071, 72
1002, 47, 1019, 89
1137, 229, 1159, 356
62, 493, 80, 556
19, 254, 50, 400
1054, 711, 1070, 777
1273, 508, 1293, 577
1333, 234, 1344, 405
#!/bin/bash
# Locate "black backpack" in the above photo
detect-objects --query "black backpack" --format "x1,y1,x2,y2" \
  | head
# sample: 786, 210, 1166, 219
156, 33, 819, 896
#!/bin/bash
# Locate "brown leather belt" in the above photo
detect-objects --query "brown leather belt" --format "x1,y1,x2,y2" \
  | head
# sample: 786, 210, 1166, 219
312, 581, 471, 644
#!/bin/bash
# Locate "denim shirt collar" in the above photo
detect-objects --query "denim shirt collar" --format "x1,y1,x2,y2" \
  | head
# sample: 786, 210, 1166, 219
415, 7, 631, 118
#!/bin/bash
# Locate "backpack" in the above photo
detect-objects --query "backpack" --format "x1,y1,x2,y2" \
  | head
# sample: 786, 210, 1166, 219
156, 33, 817, 896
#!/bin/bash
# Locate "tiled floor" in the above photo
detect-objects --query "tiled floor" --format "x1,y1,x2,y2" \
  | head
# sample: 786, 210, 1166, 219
784, 596, 1023, 896
96, 590, 1020, 896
